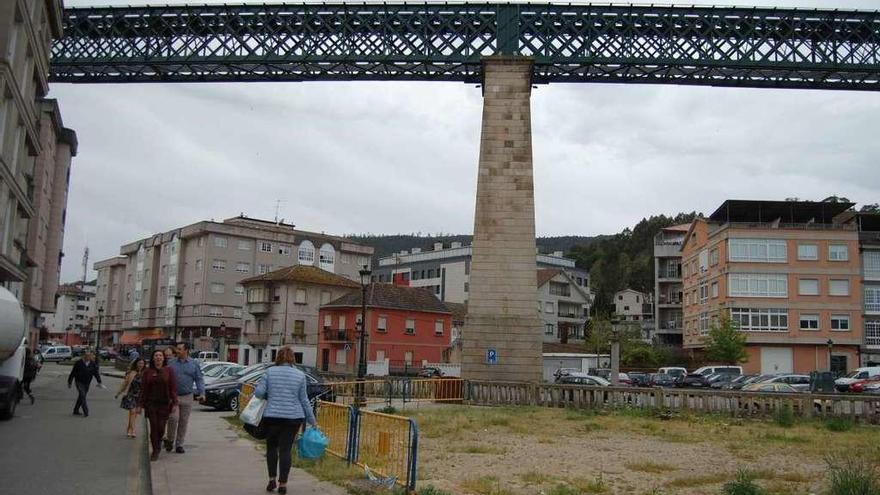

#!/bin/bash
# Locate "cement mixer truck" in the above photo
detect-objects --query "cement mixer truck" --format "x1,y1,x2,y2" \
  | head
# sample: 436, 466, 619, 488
0, 286, 26, 420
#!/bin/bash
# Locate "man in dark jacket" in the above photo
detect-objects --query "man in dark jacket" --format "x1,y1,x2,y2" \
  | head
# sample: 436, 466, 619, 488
22, 348, 40, 404
68, 351, 102, 416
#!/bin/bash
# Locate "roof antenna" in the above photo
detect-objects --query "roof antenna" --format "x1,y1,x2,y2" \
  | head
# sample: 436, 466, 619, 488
274, 199, 286, 225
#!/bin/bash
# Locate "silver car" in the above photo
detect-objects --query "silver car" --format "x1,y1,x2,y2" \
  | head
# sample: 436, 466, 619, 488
760, 374, 811, 392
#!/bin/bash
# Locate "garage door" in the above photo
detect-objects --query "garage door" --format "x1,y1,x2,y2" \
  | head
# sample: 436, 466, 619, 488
760, 347, 793, 374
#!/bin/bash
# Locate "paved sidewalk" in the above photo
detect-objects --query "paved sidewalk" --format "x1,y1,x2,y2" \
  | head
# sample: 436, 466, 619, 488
150, 410, 348, 495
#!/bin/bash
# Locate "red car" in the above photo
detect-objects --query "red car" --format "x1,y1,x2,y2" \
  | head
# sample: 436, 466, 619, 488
849, 376, 880, 393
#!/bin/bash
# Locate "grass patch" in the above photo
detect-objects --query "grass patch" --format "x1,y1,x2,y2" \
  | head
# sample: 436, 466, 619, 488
773, 404, 795, 428
759, 432, 809, 444
825, 451, 880, 495
291, 455, 362, 484
722, 469, 767, 495
570, 474, 610, 493
460, 476, 513, 495
625, 461, 677, 474
825, 417, 855, 432
548, 484, 581, 495
666, 473, 728, 488
519, 471, 554, 485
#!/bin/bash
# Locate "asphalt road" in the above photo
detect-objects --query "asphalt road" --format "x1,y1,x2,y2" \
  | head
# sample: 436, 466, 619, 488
0, 362, 145, 494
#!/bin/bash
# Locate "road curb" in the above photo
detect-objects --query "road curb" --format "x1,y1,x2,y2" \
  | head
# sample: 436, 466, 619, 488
140, 416, 153, 495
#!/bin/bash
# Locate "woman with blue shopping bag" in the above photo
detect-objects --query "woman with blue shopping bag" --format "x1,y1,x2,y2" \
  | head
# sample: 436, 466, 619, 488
253, 347, 318, 494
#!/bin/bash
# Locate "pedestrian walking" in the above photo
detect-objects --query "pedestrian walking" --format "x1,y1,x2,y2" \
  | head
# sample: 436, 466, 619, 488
164, 342, 205, 454
22, 347, 40, 404
140, 350, 178, 462
67, 351, 103, 417
116, 357, 145, 438
253, 346, 318, 494
128, 348, 140, 361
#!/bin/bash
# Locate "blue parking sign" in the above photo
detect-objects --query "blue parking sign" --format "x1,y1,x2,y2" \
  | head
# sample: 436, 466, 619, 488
486, 348, 498, 365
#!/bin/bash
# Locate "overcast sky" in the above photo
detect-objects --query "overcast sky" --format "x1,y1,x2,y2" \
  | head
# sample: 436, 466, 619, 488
55, 0, 880, 281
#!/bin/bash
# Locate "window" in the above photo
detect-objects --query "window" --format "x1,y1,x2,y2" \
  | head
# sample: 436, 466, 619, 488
336, 349, 347, 365
405, 319, 415, 335
260, 241, 272, 253
864, 251, 880, 279
831, 314, 850, 331
279, 244, 291, 256
728, 238, 787, 263
798, 279, 819, 296
295, 288, 307, 304
829, 279, 850, 296
338, 315, 346, 330
799, 314, 819, 330
728, 273, 788, 297
709, 249, 719, 266
194, 283, 201, 296
193, 306, 200, 316
209, 306, 223, 317
195, 259, 203, 271
214, 236, 227, 248
549, 282, 571, 297
404, 351, 413, 366
867, 287, 880, 312
236, 262, 250, 273
435, 320, 444, 335
730, 308, 789, 332
699, 281, 708, 303
273, 288, 281, 302
197, 237, 205, 247
298, 241, 315, 266
711, 282, 719, 298
699, 313, 709, 335
377, 316, 387, 333
293, 320, 305, 336
544, 302, 554, 314
259, 264, 272, 274
210, 283, 225, 294
322, 314, 332, 328
411, 271, 420, 281
238, 240, 251, 250
464, 282, 469, 292
797, 244, 818, 261
545, 324, 555, 335
212, 259, 226, 272
235, 284, 244, 295
829, 244, 849, 261
867, 321, 880, 346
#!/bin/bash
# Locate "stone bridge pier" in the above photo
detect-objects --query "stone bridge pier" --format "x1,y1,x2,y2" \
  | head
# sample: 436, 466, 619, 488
461, 57, 543, 382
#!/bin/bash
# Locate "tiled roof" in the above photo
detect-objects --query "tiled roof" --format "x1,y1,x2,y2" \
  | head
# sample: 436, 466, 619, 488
664, 223, 692, 232
536, 268, 563, 287
240, 265, 360, 289
444, 302, 468, 323
323, 283, 451, 314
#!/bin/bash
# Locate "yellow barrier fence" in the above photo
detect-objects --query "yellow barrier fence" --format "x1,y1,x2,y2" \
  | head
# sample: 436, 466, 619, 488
354, 408, 418, 491
316, 400, 353, 459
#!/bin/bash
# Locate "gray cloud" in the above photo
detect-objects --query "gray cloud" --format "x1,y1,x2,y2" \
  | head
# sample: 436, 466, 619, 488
56, 0, 880, 281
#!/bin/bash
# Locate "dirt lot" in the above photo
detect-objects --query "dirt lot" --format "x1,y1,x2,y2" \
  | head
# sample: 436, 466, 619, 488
403, 405, 880, 495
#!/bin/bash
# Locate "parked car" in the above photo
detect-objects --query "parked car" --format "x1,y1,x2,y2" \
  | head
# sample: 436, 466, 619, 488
742, 382, 799, 393
679, 373, 711, 388
418, 366, 445, 378
201, 360, 235, 373
204, 363, 244, 385
556, 373, 611, 387
648, 373, 675, 387
706, 372, 739, 386
203, 363, 273, 411
861, 381, 880, 394
848, 376, 880, 393
760, 374, 812, 392
40, 345, 72, 362
554, 368, 582, 380
627, 372, 651, 387
658, 367, 688, 381
693, 365, 743, 377
192, 351, 219, 362
710, 373, 749, 389
835, 367, 880, 392
720, 374, 762, 390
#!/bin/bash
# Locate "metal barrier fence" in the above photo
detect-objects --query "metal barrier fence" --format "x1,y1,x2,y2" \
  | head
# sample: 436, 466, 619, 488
326, 378, 464, 407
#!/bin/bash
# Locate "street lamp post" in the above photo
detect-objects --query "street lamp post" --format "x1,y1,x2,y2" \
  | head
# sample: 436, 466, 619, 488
96, 307, 104, 361
172, 292, 182, 343
610, 316, 621, 386
827, 339, 835, 373
355, 265, 372, 409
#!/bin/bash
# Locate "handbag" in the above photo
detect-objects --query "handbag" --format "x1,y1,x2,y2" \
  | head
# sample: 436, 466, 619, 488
240, 396, 267, 426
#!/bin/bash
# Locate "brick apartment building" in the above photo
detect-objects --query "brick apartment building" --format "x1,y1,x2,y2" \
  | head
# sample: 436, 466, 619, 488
318, 283, 452, 374
654, 224, 690, 346
682, 200, 862, 375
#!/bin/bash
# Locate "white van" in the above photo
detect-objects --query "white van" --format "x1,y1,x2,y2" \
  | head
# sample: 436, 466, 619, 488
693, 365, 743, 376
659, 367, 688, 379
834, 367, 880, 391
196, 351, 219, 362
41, 346, 72, 362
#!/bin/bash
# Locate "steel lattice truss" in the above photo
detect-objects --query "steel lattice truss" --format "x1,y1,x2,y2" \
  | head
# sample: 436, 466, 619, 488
50, 3, 880, 90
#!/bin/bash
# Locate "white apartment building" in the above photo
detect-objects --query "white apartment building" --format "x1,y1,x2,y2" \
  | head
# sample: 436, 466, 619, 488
94, 215, 373, 349
614, 288, 655, 343
43, 280, 95, 340
537, 269, 592, 343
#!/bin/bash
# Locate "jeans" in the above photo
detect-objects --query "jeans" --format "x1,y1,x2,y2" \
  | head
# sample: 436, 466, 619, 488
73, 381, 90, 415
264, 417, 304, 483
165, 394, 194, 447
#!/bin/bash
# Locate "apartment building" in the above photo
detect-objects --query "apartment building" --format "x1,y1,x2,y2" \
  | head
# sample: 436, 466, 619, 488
0, 0, 78, 347
537, 269, 592, 343
614, 289, 655, 342
43, 280, 94, 344
654, 224, 689, 346
91, 256, 127, 346
96, 215, 373, 349
682, 200, 862, 375
839, 210, 880, 366
238, 265, 360, 367
373, 243, 592, 341
318, 284, 452, 374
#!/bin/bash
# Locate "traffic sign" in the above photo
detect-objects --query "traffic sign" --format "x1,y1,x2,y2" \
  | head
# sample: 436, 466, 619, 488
344, 343, 352, 351
486, 348, 498, 365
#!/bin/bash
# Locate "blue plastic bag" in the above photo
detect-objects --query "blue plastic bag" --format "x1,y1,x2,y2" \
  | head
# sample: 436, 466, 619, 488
297, 426, 328, 460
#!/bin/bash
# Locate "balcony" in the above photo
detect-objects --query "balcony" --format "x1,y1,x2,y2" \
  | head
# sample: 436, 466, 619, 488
244, 333, 270, 346
246, 301, 271, 315
323, 328, 354, 342
557, 311, 581, 320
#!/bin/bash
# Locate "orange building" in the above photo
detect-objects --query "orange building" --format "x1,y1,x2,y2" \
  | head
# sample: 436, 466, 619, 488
318, 284, 452, 374
682, 200, 862, 375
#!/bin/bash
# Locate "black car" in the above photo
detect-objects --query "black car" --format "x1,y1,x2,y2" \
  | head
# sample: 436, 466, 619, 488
707, 372, 742, 389
627, 372, 651, 387
203, 363, 334, 411
679, 373, 711, 388
648, 373, 675, 387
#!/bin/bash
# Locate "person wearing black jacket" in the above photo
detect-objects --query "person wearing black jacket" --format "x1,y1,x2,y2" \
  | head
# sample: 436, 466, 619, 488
67, 351, 103, 417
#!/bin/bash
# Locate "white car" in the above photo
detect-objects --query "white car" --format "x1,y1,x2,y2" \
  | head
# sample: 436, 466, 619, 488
835, 367, 880, 392
40, 346, 72, 362
203, 363, 245, 385
693, 365, 743, 377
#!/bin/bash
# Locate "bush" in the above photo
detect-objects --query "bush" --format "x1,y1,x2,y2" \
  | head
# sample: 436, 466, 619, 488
722, 470, 766, 495
773, 403, 795, 428
825, 417, 855, 433
825, 452, 880, 495
377, 405, 399, 415
416, 486, 454, 495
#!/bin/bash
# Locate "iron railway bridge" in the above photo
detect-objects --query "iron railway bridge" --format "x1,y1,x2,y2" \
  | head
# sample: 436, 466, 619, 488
50, 2, 880, 90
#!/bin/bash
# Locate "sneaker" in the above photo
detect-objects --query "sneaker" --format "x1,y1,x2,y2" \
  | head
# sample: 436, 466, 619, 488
266, 480, 277, 492
164, 440, 173, 452
150, 451, 160, 462
175, 446, 185, 454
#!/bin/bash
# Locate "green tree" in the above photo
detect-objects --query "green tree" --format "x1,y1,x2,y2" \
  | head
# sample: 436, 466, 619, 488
704, 314, 748, 364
